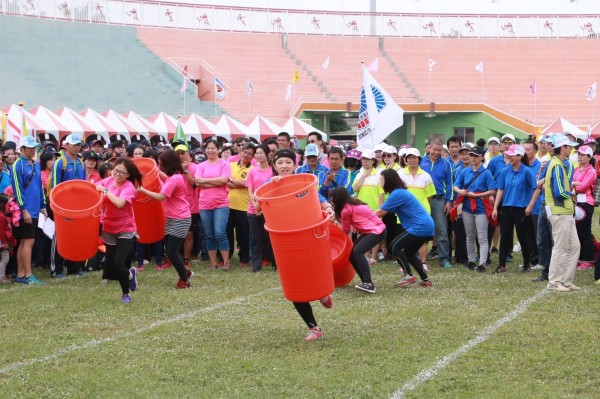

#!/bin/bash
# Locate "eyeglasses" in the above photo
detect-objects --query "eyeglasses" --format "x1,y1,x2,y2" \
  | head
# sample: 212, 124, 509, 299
382, 154, 394, 158
113, 169, 129, 175
502, 141, 515, 145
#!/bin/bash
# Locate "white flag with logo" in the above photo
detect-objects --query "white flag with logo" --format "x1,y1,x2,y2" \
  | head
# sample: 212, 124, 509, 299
475, 60, 484, 73
356, 65, 404, 148
367, 57, 379, 72
586, 81, 597, 101
427, 58, 436, 72
322, 56, 330, 71
285, 83, 292, 101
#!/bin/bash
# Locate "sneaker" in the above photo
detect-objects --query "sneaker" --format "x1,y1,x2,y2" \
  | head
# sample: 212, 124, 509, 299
155, 264, 166, 271
143, 259, 149, 265
184, 258, 190, 270
121, 294, 133, 304
440, 260, 453, 269
355, 282, 376, 293
377, 251, 385, 261
26, 275, 45, 286
15, 276, 30, 284
304, 327, 324, 342
476, 264, 487, 273
513, 243, 521, 252
186, 270, 194, 280
54, 273, 65, 279
0, 277, 11, 283
577, 261, 593, 270
176, 280, 191, 289
562, 283, 582, 291
427, 248, 438, 260
494, 266, 508, 274
319, 295, 333, 309
129, 267, 138, 292
547, 284, 570, 292
422, 263, 429, 273
261, 260, 271, 267
491, 247, 498, 254
76, 270, 86, 276
209, 264, 218, 270
395, 275, 417, 287
532, 276, 548, 282
520, 265, 531, 273
530, 264, 544, 271
506, 255, 513, 263
467, 261, 476, 271
417, 280, 433, 287
221, 263, 230, 271
101, 279, 110, 284
367, 258, 376, 266
163, 259, 172, 268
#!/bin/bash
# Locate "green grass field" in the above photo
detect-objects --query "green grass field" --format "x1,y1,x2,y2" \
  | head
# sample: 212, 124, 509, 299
1, 250, 599, 398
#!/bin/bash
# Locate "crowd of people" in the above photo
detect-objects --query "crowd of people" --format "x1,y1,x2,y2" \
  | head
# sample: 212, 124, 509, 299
1, 128, 597, 341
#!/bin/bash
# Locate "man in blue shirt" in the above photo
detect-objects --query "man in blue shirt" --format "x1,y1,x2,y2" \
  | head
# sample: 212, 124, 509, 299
420, 138, 453, 268
11, 137, 47, 285
318, 147, 351, 198
50, 133, 86, 278
296, 143, 330, 177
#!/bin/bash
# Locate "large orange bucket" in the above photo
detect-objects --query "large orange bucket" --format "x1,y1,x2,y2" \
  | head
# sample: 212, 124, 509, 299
329, 224, 356, 287
266, 212, 334, 302
255, 174, 322, 230
132, 157, 165, 243
50, 180, 102, 261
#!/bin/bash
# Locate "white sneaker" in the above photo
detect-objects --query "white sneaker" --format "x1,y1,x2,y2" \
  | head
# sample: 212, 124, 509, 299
377, 252, 385, 261
367, 258, 376, 266
513, 243, 521, 252
422, 263, 430, 273
530, 264, 543, 270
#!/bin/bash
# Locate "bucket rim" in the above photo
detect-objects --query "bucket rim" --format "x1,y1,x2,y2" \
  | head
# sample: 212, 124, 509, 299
265, 211, 329, 234
255, 174, 317, 203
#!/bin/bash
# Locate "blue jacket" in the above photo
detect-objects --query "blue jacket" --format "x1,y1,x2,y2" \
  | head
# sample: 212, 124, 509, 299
11, 157, 45, 218
318, 168, 351, 198
51, 152, 85, 187
420, 155, 453, 202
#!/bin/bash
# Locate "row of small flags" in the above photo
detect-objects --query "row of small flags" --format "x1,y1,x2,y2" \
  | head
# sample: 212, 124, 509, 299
180, 58, 598, 103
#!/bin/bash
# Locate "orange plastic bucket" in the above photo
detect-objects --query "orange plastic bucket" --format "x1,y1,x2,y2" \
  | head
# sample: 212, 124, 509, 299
133, 157, 161, 191
329, 224, 356, 287
133, 197, 166, 244
266, 212, 334, 302
50, 180, 102, 261
255, 174, 322, 230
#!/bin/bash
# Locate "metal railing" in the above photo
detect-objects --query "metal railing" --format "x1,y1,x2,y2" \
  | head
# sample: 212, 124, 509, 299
2, 0, 599, 39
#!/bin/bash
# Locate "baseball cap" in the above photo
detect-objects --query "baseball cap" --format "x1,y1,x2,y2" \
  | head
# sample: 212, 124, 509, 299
360, 149, 375, 160
174, 144, 189, 153
404, 148, 421, 158
383, 145, 397, 154
487, 137, 501, 144
583, 137, 597, 146
82, 150, 99, 160
459, 143, 473, 152
501, 134, 516, 143
18, 136, 39, 148
468, 146, 486, 156
89, 139, 104, 148
577, 145, 593, 156
305, 143, 319, 157
539, 134, 554, 143
373, 143, 387, 152
553, 135, 578, 148
346, 149, 362, 160
64, 134, 83, 145
504, 144, 525, 156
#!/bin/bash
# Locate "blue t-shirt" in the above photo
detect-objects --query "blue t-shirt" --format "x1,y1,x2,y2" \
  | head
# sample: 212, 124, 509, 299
381, 189, 434, 237
528, 159, 542, 215
496, 163, 537, 208
487, 154, 510, 184
454, 166, 495, 214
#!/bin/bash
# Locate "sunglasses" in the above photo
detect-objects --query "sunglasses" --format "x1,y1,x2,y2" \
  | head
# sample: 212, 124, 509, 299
382, 154, 394, 158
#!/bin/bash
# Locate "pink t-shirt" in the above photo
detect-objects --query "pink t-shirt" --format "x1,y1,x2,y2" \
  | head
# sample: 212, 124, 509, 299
341, 204, 385, 235
245, 166, 274, 215
161, 174, 191, 219
195, 159, 231, 210
184, 162, 200, 213
87, 171, 101, 185
100, 177, 137, 234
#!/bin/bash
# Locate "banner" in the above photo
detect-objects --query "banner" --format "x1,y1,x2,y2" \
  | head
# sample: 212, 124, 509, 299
215, 77, 226, 100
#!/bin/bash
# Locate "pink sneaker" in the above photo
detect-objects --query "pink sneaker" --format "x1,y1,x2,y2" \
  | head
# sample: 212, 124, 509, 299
577, 262, 593, 270
319, 295, 333, 309
304, 327, 324, 342
395, 275, 417, 287
367, 258, 376, 266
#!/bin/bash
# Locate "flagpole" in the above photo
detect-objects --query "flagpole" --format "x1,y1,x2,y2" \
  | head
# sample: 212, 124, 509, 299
183, 89, 186, 117
534, 89, 537, 126
214, 78, 217, 118
428, 69, 431, 101
481, 72, 485, 100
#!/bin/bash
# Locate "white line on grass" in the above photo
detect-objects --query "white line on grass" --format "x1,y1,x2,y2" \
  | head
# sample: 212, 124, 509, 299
390, 289, 548, 399
0, 287, 281, 374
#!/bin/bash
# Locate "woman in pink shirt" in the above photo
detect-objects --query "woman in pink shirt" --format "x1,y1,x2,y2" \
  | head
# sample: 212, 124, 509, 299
330, 186, 386, 294
246, 144, 275, 272
194, 139, 232, 270
572, 145, 596, 269
138, 150, 193, 289
96, 158, 142, 304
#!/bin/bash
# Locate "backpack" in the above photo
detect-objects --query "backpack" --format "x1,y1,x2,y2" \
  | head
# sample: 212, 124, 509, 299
46, 154, 84, 197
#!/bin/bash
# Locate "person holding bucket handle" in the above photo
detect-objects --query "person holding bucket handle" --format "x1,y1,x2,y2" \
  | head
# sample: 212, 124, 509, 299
138, 150, 193, 289
96, 158, 142, 303
194, 139, 232, 271
10, 136, 47, 285
329, 186, 385, 293
270, 149, 334, 342
376, 169, 434, 288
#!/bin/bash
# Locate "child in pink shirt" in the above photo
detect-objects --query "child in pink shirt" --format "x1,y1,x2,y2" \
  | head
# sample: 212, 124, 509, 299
330, 186, 386, 294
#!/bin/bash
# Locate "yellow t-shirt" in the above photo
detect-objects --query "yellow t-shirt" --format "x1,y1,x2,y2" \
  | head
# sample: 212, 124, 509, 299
229, 162, 253, 211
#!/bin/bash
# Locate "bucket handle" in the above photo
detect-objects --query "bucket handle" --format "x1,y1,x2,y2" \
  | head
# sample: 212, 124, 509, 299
92, 209, 102, 218
314, 226, 327, 239
137, 196, 152, 203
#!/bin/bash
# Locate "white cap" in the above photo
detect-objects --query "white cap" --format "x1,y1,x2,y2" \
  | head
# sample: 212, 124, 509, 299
360, 149, 375, 159
373, 143, 387, 152
553, 135, 578, 148
488, 137, 501, 144
305, 143, 319, 157
18, 136, 39, 148
64, 134, 83, 145
404, 148, 421, 158
383, 145, 397, 154
501, 133, 516, 143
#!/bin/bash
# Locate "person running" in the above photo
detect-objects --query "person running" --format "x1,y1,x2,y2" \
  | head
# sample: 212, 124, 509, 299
267, 148, 335, 342
96, 158, 142, 303
330, 186, 385, 293
376, 169, 434, 287
138, 150, 193, 288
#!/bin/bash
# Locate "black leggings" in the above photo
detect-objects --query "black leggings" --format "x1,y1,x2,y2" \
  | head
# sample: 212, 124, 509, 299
350, 230, 386, 284
292, 302, 317, 328
389, 231, 432, 280
105, 237, 135, 295
165, 235, 188, 281
499, 206, 531, 267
